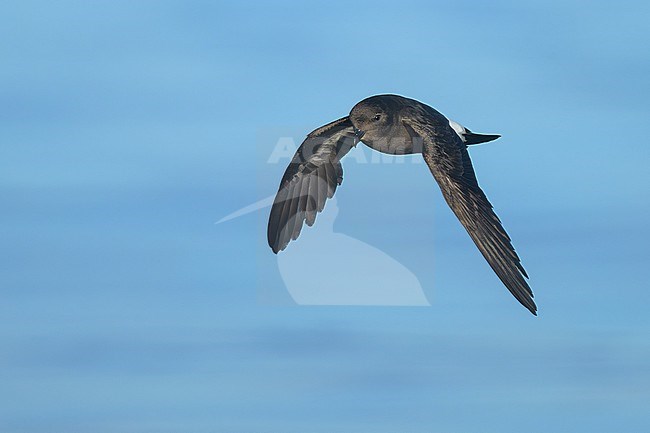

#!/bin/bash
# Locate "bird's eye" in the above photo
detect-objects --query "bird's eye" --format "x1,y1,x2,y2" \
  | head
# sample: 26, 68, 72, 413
373, 114, 381, 121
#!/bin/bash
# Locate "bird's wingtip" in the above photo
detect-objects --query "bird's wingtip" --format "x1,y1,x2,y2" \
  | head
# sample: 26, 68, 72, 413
527, 302, 538, 316
269, 241, 283, 254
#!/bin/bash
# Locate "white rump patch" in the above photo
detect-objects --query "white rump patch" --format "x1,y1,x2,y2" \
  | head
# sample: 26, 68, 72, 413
448, 119, 467, 142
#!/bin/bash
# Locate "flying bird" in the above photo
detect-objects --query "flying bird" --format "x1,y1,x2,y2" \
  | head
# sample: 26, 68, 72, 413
267, 94, 536, 315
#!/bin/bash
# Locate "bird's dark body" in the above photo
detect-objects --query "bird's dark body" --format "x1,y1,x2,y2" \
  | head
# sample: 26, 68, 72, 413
361, 130, 417, 155
267, 94, 538, 315
353, 95, 450, 156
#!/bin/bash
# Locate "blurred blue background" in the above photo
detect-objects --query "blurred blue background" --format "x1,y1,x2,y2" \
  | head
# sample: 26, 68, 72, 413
2, 1, 650, 431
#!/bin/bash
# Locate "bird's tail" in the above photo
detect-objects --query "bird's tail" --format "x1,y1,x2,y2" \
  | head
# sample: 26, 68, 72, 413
463, 129, 501, 145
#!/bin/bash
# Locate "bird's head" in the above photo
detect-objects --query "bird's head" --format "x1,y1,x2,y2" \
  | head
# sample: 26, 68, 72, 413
349, 96, 395, 142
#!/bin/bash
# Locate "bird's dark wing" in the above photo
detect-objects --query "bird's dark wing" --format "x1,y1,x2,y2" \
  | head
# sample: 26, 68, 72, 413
268, 116, 357, 253
402, 107, 536, 315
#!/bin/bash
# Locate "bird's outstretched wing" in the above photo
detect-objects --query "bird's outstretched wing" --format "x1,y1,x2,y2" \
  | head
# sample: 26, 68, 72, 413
268, 116, 357, 253
402, 107, 537, 315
